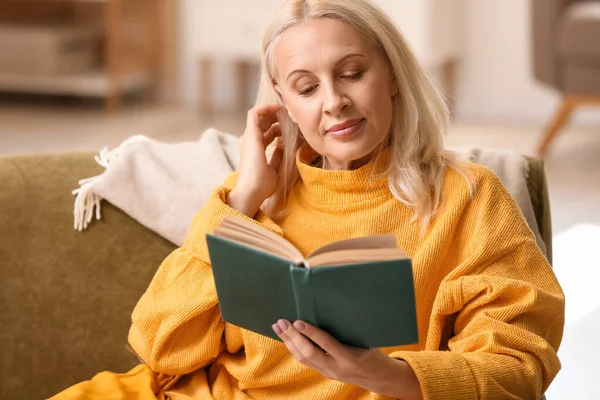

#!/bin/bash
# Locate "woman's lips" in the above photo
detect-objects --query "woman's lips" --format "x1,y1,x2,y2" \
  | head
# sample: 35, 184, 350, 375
326, 118, 365, 138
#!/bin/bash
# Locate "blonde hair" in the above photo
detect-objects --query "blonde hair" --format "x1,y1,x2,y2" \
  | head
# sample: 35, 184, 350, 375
256, 0, 471, 227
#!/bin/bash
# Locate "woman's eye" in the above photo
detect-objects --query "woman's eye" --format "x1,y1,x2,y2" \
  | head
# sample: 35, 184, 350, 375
342, 72, 363, 81
298, 86, 317, 96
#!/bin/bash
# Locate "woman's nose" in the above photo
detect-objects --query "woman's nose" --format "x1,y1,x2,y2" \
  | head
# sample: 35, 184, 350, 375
322, 85, 351, 115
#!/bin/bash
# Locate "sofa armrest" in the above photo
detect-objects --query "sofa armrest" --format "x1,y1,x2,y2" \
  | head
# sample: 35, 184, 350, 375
531, 0, 579, 89
0, 152, 176, 400
524, 156, 553, 264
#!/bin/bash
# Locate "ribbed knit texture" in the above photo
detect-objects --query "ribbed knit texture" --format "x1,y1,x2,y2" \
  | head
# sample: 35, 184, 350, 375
123, 152, 564, 400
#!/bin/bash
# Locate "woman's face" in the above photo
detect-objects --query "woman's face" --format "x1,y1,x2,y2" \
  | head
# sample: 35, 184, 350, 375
273, 18, 397, 170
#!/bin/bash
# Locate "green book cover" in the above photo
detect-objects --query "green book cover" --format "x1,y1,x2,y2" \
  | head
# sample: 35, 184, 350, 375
205, 228, 418, 349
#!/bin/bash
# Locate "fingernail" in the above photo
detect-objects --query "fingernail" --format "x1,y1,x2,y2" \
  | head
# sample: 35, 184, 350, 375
277, 319, 289, 331
272, 323, 282, 335
293, 321, 306, 331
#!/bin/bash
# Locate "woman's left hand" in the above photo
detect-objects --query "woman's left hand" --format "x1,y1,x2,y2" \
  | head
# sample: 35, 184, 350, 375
272, 319, 422, 399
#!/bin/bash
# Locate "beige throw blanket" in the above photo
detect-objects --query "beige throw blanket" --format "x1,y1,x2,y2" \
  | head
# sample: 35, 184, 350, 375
73, 128, 239, 246
72, 129, 544, 254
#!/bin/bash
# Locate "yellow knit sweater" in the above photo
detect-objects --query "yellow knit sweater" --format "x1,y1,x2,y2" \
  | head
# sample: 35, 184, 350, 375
124, 154, 564, 400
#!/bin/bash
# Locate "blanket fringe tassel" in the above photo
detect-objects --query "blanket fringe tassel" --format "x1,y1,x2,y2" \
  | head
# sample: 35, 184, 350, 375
72, 135, 149, 231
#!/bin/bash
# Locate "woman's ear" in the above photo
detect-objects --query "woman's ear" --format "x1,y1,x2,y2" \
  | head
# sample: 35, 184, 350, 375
274, 84, 298, 124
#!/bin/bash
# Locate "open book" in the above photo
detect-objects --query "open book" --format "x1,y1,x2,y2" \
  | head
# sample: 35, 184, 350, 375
213, 216, 407, 268
206, 216, 418, 348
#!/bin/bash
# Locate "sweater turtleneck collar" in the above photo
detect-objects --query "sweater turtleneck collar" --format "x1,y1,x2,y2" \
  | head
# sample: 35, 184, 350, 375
294, 145, 392, 205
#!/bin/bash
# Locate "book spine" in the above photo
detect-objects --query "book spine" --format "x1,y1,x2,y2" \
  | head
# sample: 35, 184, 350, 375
289, 266, 317, 325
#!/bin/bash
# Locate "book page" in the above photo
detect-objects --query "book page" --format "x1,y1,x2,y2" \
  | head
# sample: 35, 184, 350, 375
213, 226, 292, 260
308, 234, 401, 258
307, 247, 407, 267
216, 216, 304, 262
215, 217, 407, 268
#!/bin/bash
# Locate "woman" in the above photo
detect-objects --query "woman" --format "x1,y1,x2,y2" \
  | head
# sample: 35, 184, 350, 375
52, 0, 564, 399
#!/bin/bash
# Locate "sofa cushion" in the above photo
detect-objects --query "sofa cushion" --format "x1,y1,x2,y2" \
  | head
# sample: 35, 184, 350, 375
558, 2, 600, 61
0, 153, 176, 400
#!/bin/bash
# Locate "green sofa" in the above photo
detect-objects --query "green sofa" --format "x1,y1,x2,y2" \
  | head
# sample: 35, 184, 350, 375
0, 152, 552, 400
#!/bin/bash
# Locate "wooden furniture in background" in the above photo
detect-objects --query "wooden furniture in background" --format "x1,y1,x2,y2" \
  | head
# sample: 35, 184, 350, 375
0, 0, 176, 112
537, 96, 600, 157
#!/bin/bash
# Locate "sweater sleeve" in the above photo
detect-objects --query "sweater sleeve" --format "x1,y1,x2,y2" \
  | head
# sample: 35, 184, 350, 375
128, 172, 283, 375
391, 167, 565, 400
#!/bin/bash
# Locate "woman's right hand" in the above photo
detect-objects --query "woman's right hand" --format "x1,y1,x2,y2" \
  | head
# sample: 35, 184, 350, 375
227, 104, 284, 217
